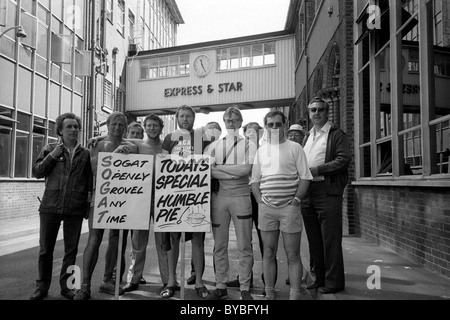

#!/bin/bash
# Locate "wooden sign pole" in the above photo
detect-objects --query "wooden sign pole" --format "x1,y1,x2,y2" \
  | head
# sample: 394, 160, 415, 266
115, 229, 123, 299
180, 232, 185, 300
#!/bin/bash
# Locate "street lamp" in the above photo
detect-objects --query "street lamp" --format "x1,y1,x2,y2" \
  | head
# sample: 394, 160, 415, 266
0, 25, 26, 39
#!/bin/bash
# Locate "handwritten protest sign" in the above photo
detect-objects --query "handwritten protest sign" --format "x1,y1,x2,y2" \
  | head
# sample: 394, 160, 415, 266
93, 152, 153, 230
153, 154, 211, 232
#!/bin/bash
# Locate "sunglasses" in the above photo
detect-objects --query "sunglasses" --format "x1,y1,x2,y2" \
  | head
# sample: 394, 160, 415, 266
267, 122, 283, 128
309, 107, 326, 113
224, 119, 241, 124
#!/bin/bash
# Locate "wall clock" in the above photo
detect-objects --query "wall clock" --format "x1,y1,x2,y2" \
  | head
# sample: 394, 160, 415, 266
193, 54, 212, 77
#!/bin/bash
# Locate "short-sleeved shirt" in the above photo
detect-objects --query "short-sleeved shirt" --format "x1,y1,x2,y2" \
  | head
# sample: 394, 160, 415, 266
161, 128, 211, 241
210, 135, 257, 197
250, 140, 313, 208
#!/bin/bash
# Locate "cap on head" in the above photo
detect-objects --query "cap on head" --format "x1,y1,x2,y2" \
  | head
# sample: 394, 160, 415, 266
287, 124, 304, 134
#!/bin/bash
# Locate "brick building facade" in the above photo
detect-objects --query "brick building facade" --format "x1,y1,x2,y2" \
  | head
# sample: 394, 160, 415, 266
286, 0, 450, 279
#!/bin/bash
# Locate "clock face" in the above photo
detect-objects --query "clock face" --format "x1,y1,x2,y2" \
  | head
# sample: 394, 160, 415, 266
193, 54, 211, 77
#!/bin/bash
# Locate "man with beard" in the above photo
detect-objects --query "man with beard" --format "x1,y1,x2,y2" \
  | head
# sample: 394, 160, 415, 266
160, 105, 211, 299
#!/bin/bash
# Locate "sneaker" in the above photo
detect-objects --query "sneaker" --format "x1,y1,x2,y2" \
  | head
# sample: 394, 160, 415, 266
74, 285, 91, 300
205, 288, 228, 300
240, 290, 253, 300
99, 281, 125, 296
30, 288, 48, 300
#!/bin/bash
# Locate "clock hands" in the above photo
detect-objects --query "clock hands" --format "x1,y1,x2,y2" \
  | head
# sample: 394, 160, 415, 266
200, 59, 206, 73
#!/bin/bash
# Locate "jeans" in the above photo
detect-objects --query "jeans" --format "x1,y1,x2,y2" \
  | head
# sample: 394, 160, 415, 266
36, 212, 83, 291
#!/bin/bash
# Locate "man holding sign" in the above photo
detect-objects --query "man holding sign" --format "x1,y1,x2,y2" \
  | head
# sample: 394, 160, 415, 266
159, 105, 211, 299
74, 112, 138, 300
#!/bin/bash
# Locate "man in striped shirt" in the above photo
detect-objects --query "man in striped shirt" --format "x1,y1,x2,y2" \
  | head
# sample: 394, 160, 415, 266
250, 110, 312, 300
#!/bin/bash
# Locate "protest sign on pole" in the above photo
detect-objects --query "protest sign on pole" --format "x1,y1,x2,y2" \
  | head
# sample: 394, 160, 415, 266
93, 152, 153, 230
153, 154, 211, 233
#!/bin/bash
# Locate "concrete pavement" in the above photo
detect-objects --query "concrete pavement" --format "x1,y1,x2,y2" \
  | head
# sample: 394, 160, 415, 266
1, 215, 449, 300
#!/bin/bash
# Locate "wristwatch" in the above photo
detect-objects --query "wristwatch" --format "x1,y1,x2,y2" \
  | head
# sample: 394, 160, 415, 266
294, 196, 301, 204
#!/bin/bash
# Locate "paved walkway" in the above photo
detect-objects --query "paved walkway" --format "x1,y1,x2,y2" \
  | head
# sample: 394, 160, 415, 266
1, 215, 449, 300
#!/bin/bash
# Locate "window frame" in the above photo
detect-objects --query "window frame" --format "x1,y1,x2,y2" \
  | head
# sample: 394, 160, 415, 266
354, 0, 450, 186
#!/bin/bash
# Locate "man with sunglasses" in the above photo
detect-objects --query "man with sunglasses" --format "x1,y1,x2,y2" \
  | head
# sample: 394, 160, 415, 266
301, 96, 351, 295
250, 110, 312, 300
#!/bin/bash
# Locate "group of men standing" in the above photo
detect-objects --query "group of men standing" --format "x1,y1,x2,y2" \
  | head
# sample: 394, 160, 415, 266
29, 97, 350, 301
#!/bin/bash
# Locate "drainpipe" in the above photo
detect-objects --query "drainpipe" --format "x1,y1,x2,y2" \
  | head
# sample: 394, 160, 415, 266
112, 47, 118, 111
88, 0, 96, 138
304, 1, 310, 129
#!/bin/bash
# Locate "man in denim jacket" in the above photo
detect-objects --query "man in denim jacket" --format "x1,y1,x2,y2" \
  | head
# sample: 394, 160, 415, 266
30, 112, 93, 300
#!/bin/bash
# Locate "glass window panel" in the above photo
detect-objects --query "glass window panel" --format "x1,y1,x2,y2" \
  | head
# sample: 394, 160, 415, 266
36, 55, 47, 75
379, 45, 391, 138
35, 75, 47, 117
14, 132, 29, 177
400, 128, 422, 175
19, 45, 33, 68
17, 112, 30, 131
37, 22, 48, 57
52, 0, 62, 19
52, 15, 62, 33
252, 44, 263, 67
241, 46, 251, 68
264, 42, 275, 65
0, 58, 14, 107
37, 4, 49, 25
63, 70, 72, 88
361, 145, 371, 178
431, 121, 450, 175
229, 47, 240, 69
62, 88, 71, 113
362, 66, 371, 144
49, 82, 60, 119
432, 1, 450, 122
73, 94, 82, 118
401, 6, 420, 131
48, 121, 57, 137
0, 125, 11, 177
18, 67, 32, 113
32, 132, 45, 176
73, 77, 82, 94
51, 63, 61, 82
377, 141, 392, 175
39, 0, 50, 9
21, 0, 36, 14
402, 0, 418, 16
0, 36, 15, 58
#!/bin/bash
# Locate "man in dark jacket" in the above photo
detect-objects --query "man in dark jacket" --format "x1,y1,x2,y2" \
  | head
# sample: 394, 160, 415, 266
30, 113, 93, 300
301, 97, 351, 295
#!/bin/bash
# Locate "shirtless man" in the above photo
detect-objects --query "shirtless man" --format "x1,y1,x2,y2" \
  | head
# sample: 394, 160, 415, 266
74, 112, 138, 300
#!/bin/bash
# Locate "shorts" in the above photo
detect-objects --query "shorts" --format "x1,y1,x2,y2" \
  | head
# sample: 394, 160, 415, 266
258, 203, 303, 233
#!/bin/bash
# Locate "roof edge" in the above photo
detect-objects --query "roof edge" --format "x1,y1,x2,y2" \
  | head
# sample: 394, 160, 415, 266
134, 30, 294, 57
165, 0, 184, 24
